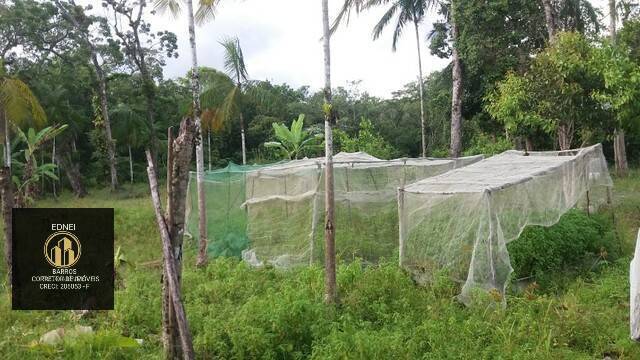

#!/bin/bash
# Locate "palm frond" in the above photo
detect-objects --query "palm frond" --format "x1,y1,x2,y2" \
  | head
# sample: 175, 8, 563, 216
195, 0, 219, 25
213, 86, 240, 131
153, 0, 182, 17
219, 37, 248, 83
0, 77, 47, 129
372, 2, 399, 41
330, 0, 368, 34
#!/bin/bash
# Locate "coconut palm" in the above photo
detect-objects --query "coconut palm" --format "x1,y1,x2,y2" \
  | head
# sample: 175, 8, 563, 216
219, 37, 249, 165
322, 0, 338, 305
154, 0, 219, 273
333, 0, 436, 157
0, 65, 47, 168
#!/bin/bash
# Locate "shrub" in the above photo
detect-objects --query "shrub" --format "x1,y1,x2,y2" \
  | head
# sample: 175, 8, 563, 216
508, 209, 618, 290
463, 132, 512, 156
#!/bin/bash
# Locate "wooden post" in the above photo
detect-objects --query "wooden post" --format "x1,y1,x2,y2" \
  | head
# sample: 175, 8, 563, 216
586, 190, 590, 216
397, 188, 406, 268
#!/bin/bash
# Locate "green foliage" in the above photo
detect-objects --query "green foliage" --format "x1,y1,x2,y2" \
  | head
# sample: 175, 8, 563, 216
0, 68, 47, 129
508, 209, 619, 290
463, 132, 512, 156
1, 173, 639, 359
590, 37, 640, 133
486, 32, 607, 146
334, 118, 398, 159
264, 114, 323, 160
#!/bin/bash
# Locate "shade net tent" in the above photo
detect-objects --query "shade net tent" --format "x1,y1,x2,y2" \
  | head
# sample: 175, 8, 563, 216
398, 144, 612, 304
242, 152, 484, 268
185, 162, 274, 258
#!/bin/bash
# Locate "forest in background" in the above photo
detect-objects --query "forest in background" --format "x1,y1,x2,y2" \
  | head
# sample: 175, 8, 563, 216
1, 0, 639, 199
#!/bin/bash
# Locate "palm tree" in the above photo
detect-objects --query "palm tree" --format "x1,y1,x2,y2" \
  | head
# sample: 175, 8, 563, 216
111, 103, 147, 184
0, 66, 47, 168
264, 114, 323, 160
219, 37, 249, 165
322, 0, 338, 305
153, 1, 216, 358
0, 63, 46, 292
154, 0, 219, 272
333, 0, 436, 157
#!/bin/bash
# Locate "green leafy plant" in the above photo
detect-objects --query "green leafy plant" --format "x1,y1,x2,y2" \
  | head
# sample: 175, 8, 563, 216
264, 114, 323, 160
12, 124, 67, 206
334, 118, 398, 159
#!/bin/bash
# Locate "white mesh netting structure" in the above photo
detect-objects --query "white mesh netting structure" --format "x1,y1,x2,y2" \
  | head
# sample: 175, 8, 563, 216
242, 152, 484, 268
398, 144, 613, 304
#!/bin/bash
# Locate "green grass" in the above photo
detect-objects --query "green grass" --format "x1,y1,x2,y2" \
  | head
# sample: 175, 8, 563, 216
0, 173, 639, 359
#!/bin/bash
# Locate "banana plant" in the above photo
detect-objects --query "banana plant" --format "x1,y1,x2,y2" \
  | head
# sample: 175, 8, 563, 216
12, 124, 67, 206
264, 114, 323, 160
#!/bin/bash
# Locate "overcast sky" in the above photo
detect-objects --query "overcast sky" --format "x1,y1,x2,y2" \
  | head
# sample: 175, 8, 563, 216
87, 0, 612, 99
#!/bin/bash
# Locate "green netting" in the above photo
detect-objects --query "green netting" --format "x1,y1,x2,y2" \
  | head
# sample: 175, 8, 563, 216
185, 162, 277, 258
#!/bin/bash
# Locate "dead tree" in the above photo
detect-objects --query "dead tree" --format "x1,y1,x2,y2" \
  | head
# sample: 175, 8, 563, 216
145, 117, 196, 359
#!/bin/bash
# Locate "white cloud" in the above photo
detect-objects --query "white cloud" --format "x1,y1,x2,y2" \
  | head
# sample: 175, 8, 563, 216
82, 0, 613, 98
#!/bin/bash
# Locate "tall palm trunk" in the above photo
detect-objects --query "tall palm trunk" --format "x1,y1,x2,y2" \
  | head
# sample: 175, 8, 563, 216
236, 75, 247, 165
129, 145, 134, 184
541, 0, 556, 41
184, 0, 208, 268
609, 0, 628, 176
322, 0, 337, 305
449, 3, 463, 158
3, 113, 10, 167
413, 19, 427, 157
1, 166, 13, 287
239, 112, 247, 165
52, 137, 56, 197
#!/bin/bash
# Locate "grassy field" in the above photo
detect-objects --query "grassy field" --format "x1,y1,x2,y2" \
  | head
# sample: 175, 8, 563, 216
0, 171, 639, 359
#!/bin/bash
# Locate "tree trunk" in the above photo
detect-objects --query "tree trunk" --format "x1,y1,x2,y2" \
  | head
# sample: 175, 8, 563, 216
52, 137, 57, 198
322, 0, 337, 305
240, 112, 247, 165
557, 123, 572, 150
541, 0, 556, 41
145, 116, 196, 360
129, 145, 134, 184
208, 131, 211, 171
413, 20, 427, 157
525, 137, 533, 152
184, 0, 208, 269
21, 156, 35, 205
58, 148, 87, 198
614, 128, 629, 176
609, 0, 628, 176
53, 0, 118, 191
4, 114, 10, 168
610, 0, 617, 42
97, 68, 119, 191
449, 4, 463, 158
1, 167, 13, 288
